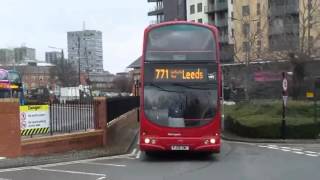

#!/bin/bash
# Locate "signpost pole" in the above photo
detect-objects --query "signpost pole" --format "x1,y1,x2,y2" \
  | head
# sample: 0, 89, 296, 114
281, 72, 288, 139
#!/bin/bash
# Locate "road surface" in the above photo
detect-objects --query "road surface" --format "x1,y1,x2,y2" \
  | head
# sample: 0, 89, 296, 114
1, 141, 320, 180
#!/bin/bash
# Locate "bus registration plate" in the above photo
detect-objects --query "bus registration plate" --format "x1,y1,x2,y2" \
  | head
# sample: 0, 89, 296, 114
171, 145, 189, 151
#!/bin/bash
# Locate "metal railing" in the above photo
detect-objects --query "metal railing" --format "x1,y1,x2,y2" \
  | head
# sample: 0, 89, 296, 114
49, 101, 96, 135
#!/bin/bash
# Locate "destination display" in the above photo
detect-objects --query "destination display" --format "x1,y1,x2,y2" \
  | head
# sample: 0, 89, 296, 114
154, 68, 207, 81
144, 63, 217, 83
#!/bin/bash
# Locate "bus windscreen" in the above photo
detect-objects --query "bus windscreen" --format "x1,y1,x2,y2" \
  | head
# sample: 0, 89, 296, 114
146, 24, 216, 61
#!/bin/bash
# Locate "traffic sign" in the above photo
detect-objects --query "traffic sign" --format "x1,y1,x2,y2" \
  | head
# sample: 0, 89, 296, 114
282, 78, 288, 92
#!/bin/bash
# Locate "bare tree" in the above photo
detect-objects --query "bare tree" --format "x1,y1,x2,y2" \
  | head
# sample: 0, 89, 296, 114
112, 76, 133, 93
50, 59, 78, 87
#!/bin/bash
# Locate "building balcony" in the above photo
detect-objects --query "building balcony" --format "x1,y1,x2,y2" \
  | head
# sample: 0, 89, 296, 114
204, 1, 228, 14
148, 5, 164, 16
269, 24, 299, 36
269, 4, 299, 17
148, 0, 161, 2
216, 19, 228, 27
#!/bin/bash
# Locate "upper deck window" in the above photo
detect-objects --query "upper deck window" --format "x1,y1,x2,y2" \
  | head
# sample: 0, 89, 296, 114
146, 24, 216, 61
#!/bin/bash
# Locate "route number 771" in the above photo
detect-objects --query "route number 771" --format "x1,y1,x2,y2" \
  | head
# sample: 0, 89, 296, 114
155, 69, 169, 79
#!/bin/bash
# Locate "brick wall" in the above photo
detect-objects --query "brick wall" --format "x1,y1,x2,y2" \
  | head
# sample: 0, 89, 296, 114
0, 100, 21, 157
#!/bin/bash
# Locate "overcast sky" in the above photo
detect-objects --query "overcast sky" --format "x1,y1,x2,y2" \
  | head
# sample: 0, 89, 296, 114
0, 0, 152, 74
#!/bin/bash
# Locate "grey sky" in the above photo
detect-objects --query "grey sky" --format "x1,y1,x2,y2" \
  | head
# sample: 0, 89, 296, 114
0, 0, 152, 74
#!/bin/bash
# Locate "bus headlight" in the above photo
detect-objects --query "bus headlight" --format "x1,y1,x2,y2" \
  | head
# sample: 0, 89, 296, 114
210, 138, 216, 144
144, 138, 151, 144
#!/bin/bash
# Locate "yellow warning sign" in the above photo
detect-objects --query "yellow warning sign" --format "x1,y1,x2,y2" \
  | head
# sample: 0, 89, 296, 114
21, 128, 49, 136
306, 91, 315, 98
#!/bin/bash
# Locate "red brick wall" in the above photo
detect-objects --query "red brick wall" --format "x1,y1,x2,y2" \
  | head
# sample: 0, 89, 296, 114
21, 130, 104, 156
0, 100, 21, 158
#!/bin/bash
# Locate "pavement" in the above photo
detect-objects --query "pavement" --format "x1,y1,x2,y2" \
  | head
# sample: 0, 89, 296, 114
1, 140, 320, 180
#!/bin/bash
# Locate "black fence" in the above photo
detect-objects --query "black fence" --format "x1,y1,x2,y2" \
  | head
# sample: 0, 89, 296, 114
106, 96, 140, 123
49, 101, 96, 135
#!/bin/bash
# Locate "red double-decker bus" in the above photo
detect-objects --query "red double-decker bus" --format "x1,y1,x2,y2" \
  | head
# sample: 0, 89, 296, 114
139, 21, 222, 154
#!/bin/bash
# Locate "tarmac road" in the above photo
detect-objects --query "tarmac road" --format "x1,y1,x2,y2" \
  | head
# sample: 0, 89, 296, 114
1, 140, 320, 180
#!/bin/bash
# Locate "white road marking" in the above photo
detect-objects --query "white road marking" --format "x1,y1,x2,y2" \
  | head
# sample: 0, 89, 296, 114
268, 145, 278, 147
281, 149, 291, 152
280, 147, 291, 149
33, 167, 106, 177
291, 148, 302, 151
258, 145, 269, 148
267, 147, 279, 150
292, 151, 305, 155
82, 162, 126, 167
136, 151, 141, 159
304, 151, 317, 154
96, 177, 106, 180
39, 154, 132, 168
131, 148, 137, 156
305, 154, 319, 157
222, 140, 256, 146
0, 153, 133, 173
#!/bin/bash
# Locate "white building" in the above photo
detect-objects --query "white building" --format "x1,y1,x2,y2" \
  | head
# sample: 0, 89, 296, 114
186, 0, 209, 23
187, 0, 234, 63
67, 30, 103, 73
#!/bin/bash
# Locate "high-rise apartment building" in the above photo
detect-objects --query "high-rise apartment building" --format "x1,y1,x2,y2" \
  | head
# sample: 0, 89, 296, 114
233, 0, 269, 62
268, 0, 300, 51
186, 0, 209, 23
186, 0, 234, 63
233, 0, 320, 62
45, 51, 62, 64
67, 30, 103, 72
14, 46, 36, 63
148, 0, 187, 24
0, 49, 14, 64
206, 0, 234, 63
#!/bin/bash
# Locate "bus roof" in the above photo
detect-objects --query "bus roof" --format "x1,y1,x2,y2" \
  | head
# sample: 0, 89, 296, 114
146, 21, 219, 34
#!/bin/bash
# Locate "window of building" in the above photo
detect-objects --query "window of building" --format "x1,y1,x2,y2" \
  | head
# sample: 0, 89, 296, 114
231, 0, 233, 4
198, 18, 203, 23
257, 40, 262, 56
242, 23, 250, 38
190, 5, 195, 14
242, 5, 250, 16
231, 12, 234, 19
231, 28, 235, 38
257, 21, 261, 33
257, 3, 261, 15
197, 3, 202, 12
243, 41, 250, 52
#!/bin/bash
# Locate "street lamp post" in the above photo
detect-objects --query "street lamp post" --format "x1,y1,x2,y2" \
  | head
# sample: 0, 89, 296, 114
77, 36, 81, 86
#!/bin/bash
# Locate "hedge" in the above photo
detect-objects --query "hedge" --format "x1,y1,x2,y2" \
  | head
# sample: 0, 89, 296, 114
224, 100, 320, 139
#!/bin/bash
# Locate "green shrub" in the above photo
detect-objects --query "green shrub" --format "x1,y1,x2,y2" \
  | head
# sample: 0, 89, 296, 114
224, 100, 319, 139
